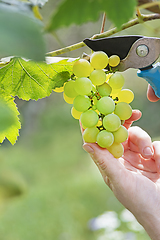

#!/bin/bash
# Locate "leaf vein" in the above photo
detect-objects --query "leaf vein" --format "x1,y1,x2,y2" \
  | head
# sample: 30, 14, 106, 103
18, 59, 47, 93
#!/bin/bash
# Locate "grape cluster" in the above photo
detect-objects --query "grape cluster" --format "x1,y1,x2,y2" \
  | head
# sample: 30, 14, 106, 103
54, 51, 134, 158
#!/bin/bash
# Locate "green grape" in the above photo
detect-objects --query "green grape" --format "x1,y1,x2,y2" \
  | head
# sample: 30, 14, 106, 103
114, 102, 132, 120
90, 51, 109, 70
83, 127, 99, 143
107, 142, 124, 158
73, 95, 91, 112
118, 89, 134, 103
97, 96, 115, 115
63, 92, 74, 104
71, 107, 82, 120
113, 125, 128, 143
89, 69, 106, 86
103, 113, 121, 132
97, 82, 112, 97
108, 73, 125, 89
73, 59, 92, 77
109, 55, 120, 67
80, 109, 99, 128
74, 77, 92, 95
64, 80, 78, 98
97, 130, 114, 148
110, 88, 121, 99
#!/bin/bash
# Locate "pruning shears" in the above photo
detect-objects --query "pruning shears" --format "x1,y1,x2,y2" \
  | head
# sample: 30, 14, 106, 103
83, 36, 160, 98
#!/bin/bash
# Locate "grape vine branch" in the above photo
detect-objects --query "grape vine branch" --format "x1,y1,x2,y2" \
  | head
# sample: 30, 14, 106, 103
46, 12, 160, 57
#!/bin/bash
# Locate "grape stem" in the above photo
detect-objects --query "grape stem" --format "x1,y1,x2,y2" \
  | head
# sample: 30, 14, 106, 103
113, 97, 119, 101
100, 12, 106, 34
46, 13, 160, 57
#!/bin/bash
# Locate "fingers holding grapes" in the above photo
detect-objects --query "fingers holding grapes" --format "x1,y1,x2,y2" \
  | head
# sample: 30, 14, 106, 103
123, 109, 142, 129
83, 126, 160, 183
82, 142, 127, 188
126, 126, 154, 159
152, 141, 160, 174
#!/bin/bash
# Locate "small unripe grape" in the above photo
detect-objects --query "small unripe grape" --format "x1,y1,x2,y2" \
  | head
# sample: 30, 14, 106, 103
89, 69, 106, 86
109, 73, 125, 89
73, 59, 92, 77
107, 142, 124, 158
97, 130, 114, 148
109, 55, 120, 67
90, 51, 109, 70
83, 127, 99, 143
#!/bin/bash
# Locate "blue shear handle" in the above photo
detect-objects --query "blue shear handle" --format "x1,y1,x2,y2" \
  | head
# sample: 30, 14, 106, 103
137, 62, 160, 98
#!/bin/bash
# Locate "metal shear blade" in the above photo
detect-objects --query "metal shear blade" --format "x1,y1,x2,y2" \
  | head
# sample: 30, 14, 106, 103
84, 36, 160, 71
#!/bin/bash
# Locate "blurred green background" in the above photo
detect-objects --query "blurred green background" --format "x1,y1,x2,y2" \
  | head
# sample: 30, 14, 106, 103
0, 1, 160, 240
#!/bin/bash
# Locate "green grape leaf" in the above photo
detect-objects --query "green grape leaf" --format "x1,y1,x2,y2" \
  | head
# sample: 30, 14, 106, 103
46, 0, 137, 31
46, 0, 101, 31
52, 71, 71, 88
104, 0, 137, 29
0, 4, 46, 61
0, 90, 21, 145
0, 57, 75, 101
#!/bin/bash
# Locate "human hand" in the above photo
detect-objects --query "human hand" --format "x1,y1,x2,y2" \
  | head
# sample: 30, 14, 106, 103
82, 110, 160, 240
147, 84, 160, 102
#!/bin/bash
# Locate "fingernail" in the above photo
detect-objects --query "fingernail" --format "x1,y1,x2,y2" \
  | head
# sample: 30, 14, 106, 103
143, 147, 153, 157
83, 144, 94, 154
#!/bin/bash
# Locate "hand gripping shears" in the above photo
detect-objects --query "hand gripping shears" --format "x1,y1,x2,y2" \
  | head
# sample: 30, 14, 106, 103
83, 36, 160, 98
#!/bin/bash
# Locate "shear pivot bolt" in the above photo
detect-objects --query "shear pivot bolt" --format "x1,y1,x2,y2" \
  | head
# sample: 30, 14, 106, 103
136, 44, 149, 57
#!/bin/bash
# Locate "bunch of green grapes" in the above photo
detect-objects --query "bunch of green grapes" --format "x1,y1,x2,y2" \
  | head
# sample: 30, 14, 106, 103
54, 51, 135, 158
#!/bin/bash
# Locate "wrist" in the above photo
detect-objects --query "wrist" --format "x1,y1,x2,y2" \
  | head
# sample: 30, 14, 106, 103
136, 209, 160, 240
